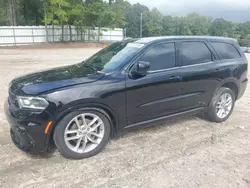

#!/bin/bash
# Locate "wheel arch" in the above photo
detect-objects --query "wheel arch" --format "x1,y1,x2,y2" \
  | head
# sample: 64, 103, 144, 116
46, 102, 119, 147
220, 82, 239, 99
207, 79, 239, 107
218, 79, 239, 100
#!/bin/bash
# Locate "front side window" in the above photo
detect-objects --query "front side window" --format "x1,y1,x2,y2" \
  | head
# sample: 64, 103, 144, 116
140, 43, 176, 71
181, 41, 213, 66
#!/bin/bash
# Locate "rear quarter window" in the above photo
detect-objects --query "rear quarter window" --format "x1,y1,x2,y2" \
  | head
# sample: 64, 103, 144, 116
210, 42, 241, 60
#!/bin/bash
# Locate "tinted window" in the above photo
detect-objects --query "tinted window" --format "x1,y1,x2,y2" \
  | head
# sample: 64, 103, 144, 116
210, 42, 241, 60
182, 42, 212, 66
140, 43, 176, 71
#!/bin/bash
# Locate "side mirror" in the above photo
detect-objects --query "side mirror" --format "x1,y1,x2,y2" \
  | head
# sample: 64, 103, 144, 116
130, 61, 150, 78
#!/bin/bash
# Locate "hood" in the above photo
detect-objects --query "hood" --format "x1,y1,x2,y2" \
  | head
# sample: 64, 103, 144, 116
10, 63, 104, 95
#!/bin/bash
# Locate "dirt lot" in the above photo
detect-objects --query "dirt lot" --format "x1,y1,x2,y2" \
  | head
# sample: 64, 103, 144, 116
0, 47, 249, 188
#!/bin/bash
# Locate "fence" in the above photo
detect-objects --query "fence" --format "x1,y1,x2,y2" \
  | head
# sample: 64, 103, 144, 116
0, 26, 124, 46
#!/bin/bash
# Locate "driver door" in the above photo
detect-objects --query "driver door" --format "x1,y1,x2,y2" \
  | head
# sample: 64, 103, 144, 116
125, 42, 182, 126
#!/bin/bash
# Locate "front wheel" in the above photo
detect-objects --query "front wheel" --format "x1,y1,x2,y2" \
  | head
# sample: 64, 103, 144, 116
207, 87, 235, 123
54, 109, 111, 159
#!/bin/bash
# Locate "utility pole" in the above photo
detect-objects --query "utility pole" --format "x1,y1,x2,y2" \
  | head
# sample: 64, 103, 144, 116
124, 28, 126, 39
140, 13, 142, 38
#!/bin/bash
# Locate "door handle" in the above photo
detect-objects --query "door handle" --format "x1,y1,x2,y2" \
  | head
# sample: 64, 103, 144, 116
214, 68, 223, 72
169, 76, 181, 80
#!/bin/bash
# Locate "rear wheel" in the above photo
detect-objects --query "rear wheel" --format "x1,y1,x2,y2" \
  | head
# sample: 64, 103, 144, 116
207, 87, 235, 123
54, 109, 111, 159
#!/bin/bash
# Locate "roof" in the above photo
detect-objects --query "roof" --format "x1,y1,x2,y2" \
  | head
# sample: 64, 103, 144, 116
135, 36, 237, 44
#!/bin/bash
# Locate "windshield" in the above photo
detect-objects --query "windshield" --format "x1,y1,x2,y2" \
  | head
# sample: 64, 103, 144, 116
82, 40, 144, 73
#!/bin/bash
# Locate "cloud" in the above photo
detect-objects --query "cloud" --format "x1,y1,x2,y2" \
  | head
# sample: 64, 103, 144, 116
127, 0, 250, 22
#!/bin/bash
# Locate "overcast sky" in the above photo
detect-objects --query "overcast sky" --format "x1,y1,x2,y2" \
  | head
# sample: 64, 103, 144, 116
127, 0, 250, 22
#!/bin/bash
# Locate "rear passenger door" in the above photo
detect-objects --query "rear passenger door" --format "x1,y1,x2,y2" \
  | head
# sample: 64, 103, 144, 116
178, 40, 220, 111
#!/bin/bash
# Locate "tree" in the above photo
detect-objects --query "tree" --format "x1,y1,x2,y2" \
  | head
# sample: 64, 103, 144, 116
1, 0, 250, 46
83, 0, 106, 27
125, 3, 149, 38
236, 22, 250, 46
143, 8, 163, 36
45, 0, 71, 41
110, 0, 131, 28
0, 0, 8, 25
66, 0, 83, 41
162, 16, 177, 35
97, 4, 116, 28
108, 0, 113, 5
184, 13, 212, 35
209, 19, 234, 37
7, 0, 17, 25
17, 0, 44, 25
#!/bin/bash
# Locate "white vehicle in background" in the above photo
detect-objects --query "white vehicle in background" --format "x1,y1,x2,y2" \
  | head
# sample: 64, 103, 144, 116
241, 47, 250, 53
247, 47, 250, 53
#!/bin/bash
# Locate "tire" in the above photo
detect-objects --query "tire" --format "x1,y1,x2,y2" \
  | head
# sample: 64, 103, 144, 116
53, 109, 111, 159
207, 87, 235, 123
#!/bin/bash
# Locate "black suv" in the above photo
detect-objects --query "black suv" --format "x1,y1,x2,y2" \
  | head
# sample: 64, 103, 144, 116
4, 36, 248, 159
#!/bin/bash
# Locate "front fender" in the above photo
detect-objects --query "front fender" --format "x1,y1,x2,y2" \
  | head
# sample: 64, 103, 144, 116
44, 101, 119, 148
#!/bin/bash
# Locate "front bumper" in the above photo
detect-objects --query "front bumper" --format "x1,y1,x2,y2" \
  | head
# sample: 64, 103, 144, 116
4, 99, 52, 153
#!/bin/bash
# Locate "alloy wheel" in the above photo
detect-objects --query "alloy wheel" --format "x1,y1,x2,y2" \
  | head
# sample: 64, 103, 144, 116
64, 113, 105, 153
216, 93, 233, 119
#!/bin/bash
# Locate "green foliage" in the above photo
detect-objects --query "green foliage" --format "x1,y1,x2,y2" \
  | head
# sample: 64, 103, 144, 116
143, 8, 163, 36
0, 0, 7, 25
45, 0, 71, 25
235, 22, 250, 46
110, 0, 131, 28
17, 0, 44, 25
184, 13, 212, 35
125, 3, 149, 38
0, 7, 7, 25
209, 19, 234, 37
1, 0, 250, 46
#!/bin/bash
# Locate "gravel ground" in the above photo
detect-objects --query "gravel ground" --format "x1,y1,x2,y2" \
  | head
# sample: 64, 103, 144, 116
0, 47, 249, 188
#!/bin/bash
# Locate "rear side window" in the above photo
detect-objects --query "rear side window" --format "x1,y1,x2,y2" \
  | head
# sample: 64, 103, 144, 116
181, 42, 213, 66
210, 42, 241, 60
140, 43, 176, 71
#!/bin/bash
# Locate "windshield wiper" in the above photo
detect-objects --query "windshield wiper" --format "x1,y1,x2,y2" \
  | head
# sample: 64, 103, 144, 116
82, 64, 97, 71
83, 64, 107, 75
97, 71, 106, 75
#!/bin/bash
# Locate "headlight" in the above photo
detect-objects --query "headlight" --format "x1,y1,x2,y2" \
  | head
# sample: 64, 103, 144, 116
17, 96, 49, 110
